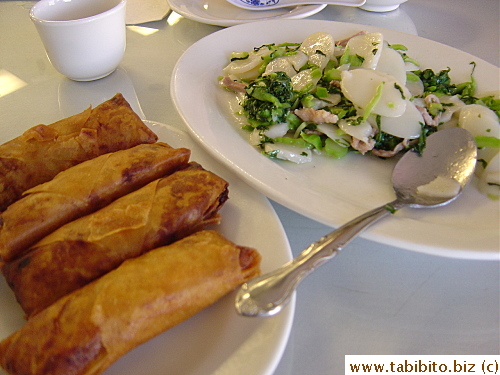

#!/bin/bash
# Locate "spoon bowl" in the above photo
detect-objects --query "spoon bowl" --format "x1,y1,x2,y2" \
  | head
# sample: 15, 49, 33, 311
235, 127, 477, 317
225, 0, 365, 11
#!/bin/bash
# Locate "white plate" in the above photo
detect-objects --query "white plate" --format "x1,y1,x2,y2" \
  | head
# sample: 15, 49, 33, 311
171, 19, 500, 260
0, 121, 294, 375
167, 0, 326, 27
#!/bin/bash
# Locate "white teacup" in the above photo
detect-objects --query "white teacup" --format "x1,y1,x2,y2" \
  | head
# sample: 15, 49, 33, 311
30, 0, 126, 81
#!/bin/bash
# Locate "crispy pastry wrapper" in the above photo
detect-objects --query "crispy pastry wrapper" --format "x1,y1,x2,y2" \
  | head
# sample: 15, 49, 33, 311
2, 164, 229, 317
0, 142, 190, 262
0, 93, 157, 212
0, 230, 262, 375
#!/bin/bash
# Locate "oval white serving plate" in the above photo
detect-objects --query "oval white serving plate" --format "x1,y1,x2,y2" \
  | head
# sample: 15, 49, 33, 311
171, 19, 500, 260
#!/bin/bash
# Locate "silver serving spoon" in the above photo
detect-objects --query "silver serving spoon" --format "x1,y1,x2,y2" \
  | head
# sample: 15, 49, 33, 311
225, 0, 365, 11
236, 127, 477, 317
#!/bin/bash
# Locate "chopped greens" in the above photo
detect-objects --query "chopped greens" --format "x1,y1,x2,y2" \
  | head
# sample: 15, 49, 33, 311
242, 72, 295, 126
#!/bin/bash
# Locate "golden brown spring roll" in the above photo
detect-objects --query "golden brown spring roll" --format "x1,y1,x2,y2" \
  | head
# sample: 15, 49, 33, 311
0, 142, 191, 262
0, 93, 157, 212
0, 230, 261, 375
2, 164, 229, 317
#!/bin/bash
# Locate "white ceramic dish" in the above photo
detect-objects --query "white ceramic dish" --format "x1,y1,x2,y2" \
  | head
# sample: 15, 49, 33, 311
171, 19, 500, 260
167, 0, 326, 27
0, 121, 294, 375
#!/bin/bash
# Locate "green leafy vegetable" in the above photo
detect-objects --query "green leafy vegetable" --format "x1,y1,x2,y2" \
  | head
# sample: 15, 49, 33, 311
324, 138, 349, 158
242, 72, 296, 126
475, 136, 500, 149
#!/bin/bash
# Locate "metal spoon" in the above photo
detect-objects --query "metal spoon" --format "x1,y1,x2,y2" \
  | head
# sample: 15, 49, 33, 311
225, 0, 365, 11
235, 127, 477, 317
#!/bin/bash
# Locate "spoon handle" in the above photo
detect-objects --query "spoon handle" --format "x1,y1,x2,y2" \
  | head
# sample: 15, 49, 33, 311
235, 199, 403, 317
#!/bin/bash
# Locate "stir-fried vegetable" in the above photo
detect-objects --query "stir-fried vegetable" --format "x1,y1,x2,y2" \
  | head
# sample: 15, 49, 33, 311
219, 31, 500, 199
242, 72, 296, 126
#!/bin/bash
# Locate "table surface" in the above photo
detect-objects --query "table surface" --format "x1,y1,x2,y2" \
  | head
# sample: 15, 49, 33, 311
0, 1, 499, 374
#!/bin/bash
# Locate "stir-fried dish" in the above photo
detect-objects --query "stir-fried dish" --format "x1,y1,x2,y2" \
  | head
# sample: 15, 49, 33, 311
219, 31, 500, 199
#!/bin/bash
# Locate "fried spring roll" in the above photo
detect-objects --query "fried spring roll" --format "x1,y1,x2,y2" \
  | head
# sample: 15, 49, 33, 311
0, 143, 191, 262
0, 230, 261, 375
2, 164, 229, 317
0, 93, 157, 212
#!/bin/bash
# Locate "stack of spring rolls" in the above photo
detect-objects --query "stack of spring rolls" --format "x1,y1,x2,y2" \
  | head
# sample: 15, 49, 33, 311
0, 94, 261, 375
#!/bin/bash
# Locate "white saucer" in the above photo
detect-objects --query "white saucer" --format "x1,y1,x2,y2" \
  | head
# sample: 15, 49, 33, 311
167, 0, 326, 27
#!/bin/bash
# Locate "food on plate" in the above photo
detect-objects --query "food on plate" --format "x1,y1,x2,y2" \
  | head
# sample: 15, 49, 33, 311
457, 103, 500, 198
2, 163, 229, 317
0, 230, 261, 375
0, 143, 191, 262
220, 31, 499, 198
0, 93, 157, 212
